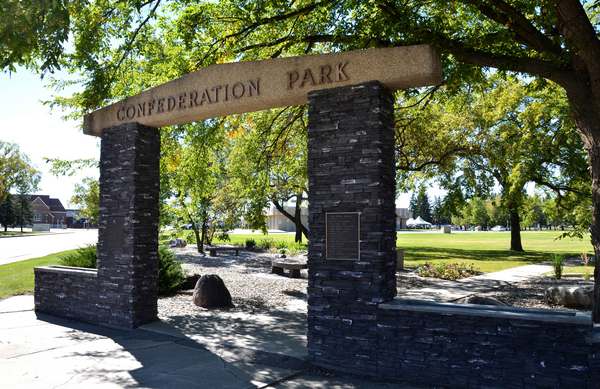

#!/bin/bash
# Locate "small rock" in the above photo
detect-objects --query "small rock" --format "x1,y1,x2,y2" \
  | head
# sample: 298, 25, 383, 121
280, 254, 287, 258
169, 238, 187, 248
181, 273, 201, 290
193, 274, 234, 309
455, 295, 508, 306
545, 286, 593, 308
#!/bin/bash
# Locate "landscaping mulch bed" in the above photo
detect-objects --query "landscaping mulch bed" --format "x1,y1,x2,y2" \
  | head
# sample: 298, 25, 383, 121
483, 276, 594, 312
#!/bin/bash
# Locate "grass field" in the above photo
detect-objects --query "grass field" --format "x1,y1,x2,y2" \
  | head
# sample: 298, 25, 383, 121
215, 230, 593, 273
0, 249, 76, 299
398, 231, 593, 272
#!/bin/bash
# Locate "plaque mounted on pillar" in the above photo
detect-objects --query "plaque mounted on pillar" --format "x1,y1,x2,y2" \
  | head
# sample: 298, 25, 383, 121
325, 212, 360, 260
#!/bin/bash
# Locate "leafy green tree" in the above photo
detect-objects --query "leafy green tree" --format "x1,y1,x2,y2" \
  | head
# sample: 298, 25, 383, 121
162, 122, 233, 253
399, 77, 588, 251
0, 193, 16, 231
13, 194, 33, 232
228, 108, 309, 242
0, 141, 38, 204
522, 194, 546, 230
71, 177, 100, 224
460, 197, 490, 229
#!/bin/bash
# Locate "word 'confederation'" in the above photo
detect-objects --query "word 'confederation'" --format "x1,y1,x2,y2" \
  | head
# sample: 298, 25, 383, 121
116, 79, 261, 121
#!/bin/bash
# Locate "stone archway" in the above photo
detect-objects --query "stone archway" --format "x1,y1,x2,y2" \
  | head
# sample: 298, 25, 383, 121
35, 45, 441, 329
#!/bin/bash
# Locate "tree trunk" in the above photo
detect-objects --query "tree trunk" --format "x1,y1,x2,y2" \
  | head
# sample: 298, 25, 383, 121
562, 77, 600, 323
586, 136, 600, 323
294, 195, 303, 243
509, 208, 523, 252
192, 222, 202, 253
272, 196, 309, 242
200, 216, 208, 253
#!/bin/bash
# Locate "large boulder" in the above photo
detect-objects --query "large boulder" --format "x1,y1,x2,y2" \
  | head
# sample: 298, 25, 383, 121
193, 274, 234, 309
545, 285, 593, 309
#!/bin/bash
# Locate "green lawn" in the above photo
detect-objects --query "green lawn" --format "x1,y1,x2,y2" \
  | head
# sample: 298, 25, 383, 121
399, 231, 592, 272
220, 230, 593, 273
0, 249, 76, 299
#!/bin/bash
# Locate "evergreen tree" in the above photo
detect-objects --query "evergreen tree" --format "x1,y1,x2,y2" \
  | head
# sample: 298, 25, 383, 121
415, 185, 432, 222
0, 193, 16, 231
408, 192, 418, 218
13, 194, 32, 232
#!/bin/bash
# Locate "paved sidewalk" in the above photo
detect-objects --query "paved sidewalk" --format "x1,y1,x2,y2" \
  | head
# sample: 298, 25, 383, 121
397, 264, 552, 302
0, 296, 416, 388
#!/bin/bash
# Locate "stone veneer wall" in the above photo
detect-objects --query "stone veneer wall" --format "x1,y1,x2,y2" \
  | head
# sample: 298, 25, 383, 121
376, 301, 598, 388
34, 266, 101, 323
35, 123, 160, 329
306, 81, 397, 373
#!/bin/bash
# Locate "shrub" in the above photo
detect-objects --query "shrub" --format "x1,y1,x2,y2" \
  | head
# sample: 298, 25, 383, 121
59, 245, 185, 296
552, 254, 564, 280
416, 262, 479, 281
245, 239, 256, 249
258, 238, 275, 250
60, 245, 97, 268
158, 246, 185, 296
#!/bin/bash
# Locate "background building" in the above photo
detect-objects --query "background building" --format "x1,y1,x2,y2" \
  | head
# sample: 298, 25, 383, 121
29, 195, 66, 229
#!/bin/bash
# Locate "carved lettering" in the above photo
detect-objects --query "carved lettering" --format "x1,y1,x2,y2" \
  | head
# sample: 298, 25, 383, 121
148, 99, 156, 115
224, 84, 229, 101
320, 65, 332, 84
287, 71, 299, 90
157, 98, 165, 113
126, 105, 135, 120
200, 89, 212, 105
117, 106, 126, 121
248, 79, 260, 96
178, 93, 187, 109
189, 90, 199, 107
211, 85, 222, 103
232, 82, 245, 99
136, 102, 146, 117
167, 96, 176, 111
300, 68, 316, 88
335, 62, 349, 81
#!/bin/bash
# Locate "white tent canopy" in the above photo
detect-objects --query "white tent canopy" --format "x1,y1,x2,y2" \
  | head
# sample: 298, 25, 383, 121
406, 216, 432, 228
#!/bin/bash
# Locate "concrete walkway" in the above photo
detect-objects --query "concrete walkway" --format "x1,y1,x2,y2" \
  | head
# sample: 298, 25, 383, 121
398, 264, 553, 302
0, 296, 416, 388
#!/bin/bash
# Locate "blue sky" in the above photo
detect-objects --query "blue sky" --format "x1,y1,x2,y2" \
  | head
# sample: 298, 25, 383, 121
0, 68, 99, 208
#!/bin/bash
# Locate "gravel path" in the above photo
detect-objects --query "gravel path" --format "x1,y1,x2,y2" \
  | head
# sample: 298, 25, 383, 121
158, 248, 308, 317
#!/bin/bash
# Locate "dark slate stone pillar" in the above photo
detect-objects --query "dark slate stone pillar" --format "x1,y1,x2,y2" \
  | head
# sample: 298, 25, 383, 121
306, 81, 397, 374
97, 123, 160, 328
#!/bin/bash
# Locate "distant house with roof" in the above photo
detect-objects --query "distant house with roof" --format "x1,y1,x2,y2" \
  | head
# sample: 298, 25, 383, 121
29, 195, 67, 228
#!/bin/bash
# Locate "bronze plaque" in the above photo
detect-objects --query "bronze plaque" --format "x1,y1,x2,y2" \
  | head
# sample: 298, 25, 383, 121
326, 212, 360, 260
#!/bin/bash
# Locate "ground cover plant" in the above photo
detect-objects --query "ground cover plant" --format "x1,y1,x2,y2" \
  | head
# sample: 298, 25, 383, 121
416, 262, 480, 280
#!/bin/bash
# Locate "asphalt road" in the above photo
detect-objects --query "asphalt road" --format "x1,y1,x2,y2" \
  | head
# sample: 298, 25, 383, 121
0, 229, 98, 266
